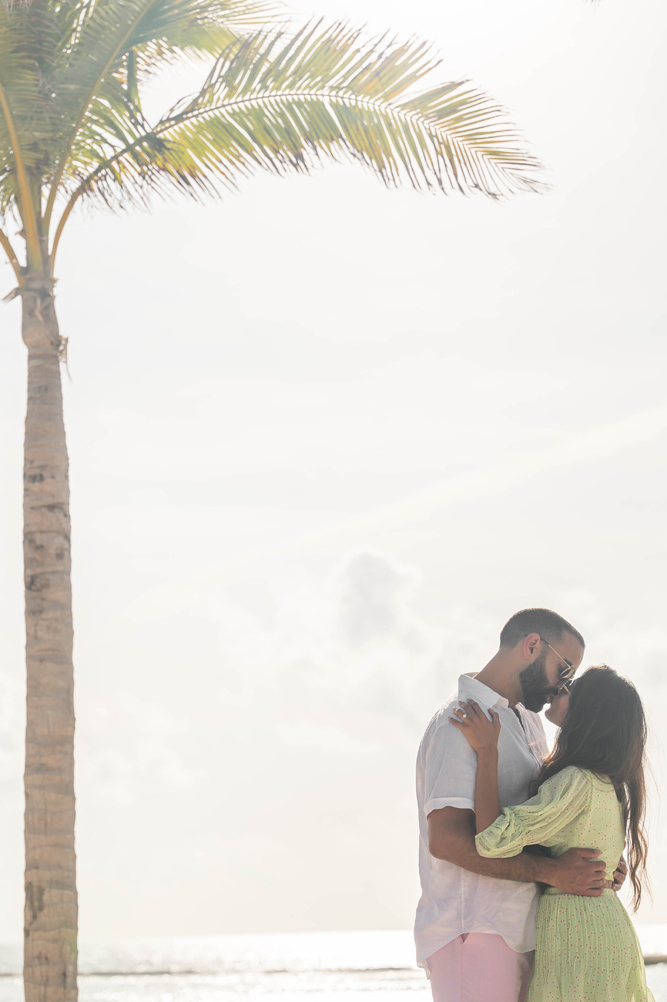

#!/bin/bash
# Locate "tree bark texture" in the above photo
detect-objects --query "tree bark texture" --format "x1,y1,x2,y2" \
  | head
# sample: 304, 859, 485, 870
21, 272, 78, 1002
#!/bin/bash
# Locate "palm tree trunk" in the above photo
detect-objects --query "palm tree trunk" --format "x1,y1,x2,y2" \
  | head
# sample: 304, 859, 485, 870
21, 272, 78, 1002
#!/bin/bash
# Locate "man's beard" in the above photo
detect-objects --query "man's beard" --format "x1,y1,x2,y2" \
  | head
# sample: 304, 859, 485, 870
518, 649, 558, 712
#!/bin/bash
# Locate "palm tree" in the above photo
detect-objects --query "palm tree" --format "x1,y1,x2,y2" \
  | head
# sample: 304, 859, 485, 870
0, 2, 543, 1001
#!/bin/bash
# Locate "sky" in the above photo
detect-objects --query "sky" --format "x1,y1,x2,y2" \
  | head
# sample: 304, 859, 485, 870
0, 0, 666, 942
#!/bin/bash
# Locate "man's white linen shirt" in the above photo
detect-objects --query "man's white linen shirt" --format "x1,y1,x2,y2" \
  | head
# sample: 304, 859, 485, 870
414, 673, 549, 968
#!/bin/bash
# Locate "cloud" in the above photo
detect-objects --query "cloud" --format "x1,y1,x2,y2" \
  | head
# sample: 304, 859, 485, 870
197, 549, 485, 749
335, 550, 422, 650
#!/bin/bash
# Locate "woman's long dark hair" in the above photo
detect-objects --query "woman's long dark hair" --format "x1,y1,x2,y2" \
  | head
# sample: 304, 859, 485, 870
536, 665, 649, 910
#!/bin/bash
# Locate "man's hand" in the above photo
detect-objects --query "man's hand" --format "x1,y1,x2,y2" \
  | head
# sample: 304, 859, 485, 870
612, 855, 628, 892
545, 847, 606, 897
427, 809, 609, 894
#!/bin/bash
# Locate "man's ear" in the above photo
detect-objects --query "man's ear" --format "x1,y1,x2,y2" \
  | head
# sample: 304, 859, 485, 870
522, 632, 541, 661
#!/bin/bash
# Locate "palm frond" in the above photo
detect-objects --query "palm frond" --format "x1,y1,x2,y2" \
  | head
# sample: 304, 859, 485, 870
59, 21, 544, 224
0, 7, 546, 275
0, 223, 20, 277
0, 4, 49, 261
0, 4, 50, 188
0, 0, 279, 249
56, 0, 281, 85
126, 0, 283, 63
33, 0, 279, 227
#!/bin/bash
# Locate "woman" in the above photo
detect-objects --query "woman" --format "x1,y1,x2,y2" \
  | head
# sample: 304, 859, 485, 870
451, 665, 652, 1002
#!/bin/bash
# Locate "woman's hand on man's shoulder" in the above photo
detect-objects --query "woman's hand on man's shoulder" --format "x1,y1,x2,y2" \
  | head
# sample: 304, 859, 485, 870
449, 699, 501, 754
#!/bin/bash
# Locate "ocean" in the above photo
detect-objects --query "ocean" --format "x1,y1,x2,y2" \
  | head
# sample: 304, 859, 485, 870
0, 929, 666, 1001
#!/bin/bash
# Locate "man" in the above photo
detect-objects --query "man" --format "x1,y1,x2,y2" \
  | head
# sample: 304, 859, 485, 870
414, 608, 624, 1002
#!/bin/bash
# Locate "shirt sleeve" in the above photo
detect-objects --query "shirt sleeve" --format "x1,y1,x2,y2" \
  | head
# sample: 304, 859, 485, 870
475, 766, 592, 858
423, 714, 478, 815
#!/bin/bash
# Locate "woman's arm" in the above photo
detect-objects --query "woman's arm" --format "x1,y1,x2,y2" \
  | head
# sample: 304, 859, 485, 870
452, 703, 597, 866
474, 748, 502, 834
450, 700, 502, 834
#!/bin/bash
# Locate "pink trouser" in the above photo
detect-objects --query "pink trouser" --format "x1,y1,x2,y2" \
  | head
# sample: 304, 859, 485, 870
426, 933, 534, 1002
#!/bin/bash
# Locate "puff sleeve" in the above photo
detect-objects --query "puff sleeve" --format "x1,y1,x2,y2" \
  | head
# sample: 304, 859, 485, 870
475, 766, 592, 859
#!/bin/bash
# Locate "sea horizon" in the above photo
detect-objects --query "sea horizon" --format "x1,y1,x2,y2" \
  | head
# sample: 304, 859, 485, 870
0, 928, 666, 1001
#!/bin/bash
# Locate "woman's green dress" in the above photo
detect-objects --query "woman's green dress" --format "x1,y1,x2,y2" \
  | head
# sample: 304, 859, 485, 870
475, 765, 653, 1002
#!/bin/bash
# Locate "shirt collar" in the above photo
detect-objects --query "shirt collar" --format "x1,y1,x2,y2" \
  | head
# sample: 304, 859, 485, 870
458, 672, 510, 710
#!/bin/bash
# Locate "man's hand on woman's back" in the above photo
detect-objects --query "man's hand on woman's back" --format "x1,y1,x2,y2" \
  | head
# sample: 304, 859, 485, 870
543, 847, 606, 896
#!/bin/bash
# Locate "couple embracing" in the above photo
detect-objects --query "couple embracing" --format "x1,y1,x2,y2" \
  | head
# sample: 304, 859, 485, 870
414, 607, 652, 1002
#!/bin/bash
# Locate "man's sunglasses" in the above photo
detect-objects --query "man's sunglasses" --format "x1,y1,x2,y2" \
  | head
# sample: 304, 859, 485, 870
538, 636, 576, 694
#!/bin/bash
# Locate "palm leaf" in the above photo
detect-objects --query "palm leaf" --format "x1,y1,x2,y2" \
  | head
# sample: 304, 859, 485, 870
43, 0, 280, 227
0, 5, 47, 189
53, 20, 544, 248
0, 0, 277, 222
0, 8, 546, 273
0, 4, 53, 260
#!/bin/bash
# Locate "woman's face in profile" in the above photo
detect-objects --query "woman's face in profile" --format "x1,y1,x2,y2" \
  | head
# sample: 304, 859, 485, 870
545, 690, 570, 727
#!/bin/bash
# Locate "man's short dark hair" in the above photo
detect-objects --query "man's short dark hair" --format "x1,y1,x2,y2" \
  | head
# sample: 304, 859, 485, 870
499, 608, 585, 650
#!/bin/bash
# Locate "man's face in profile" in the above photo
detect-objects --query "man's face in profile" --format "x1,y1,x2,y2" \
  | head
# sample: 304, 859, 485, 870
518, 634, 584, 712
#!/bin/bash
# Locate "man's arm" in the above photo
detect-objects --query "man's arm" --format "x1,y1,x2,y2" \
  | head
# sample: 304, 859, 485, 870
428, 806, 606, 896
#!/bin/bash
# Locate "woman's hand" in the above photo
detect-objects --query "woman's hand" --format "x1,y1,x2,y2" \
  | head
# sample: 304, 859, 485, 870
450, 699, 501, 753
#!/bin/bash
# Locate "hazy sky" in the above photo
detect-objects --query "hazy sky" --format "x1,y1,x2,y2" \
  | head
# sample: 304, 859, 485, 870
0, 0, 666, 942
